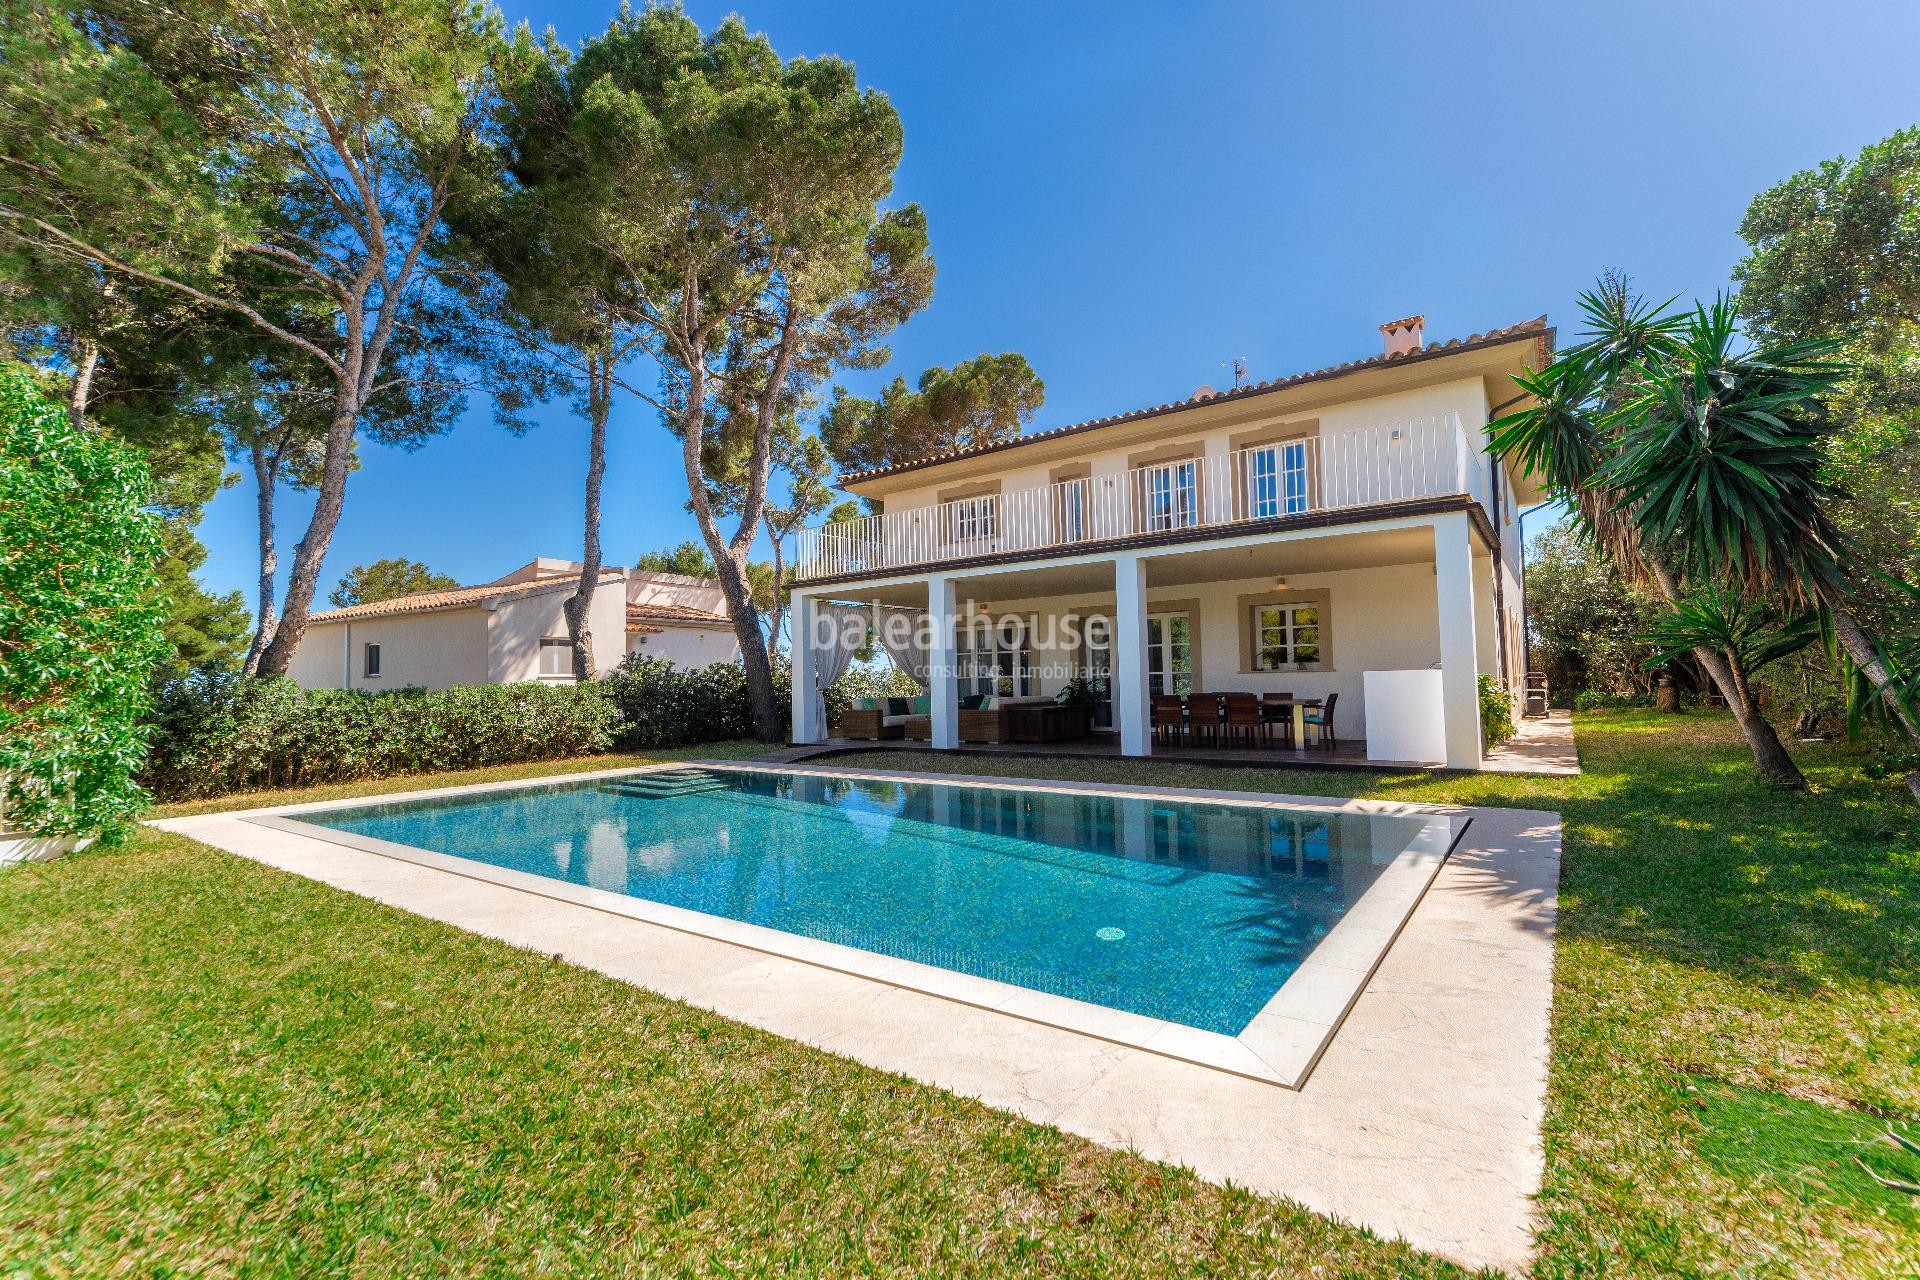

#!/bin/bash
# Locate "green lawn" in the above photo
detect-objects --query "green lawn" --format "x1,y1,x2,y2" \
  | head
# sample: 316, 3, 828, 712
3, 712, 1917, 1277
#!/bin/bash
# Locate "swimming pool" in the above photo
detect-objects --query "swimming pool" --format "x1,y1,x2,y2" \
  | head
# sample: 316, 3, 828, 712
263, 765, 1461, 1066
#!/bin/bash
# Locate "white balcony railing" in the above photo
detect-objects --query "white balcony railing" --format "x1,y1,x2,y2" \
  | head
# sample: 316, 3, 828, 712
794, 413, 1483, 582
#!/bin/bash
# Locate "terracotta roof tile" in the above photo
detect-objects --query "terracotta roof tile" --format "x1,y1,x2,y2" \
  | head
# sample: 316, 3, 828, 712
309, 571, 623, 624
836, 315, 1553, 486
626, 601, 730, 625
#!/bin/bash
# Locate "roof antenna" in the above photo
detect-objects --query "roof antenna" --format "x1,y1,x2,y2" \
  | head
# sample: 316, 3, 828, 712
1223, 356, 1249, 389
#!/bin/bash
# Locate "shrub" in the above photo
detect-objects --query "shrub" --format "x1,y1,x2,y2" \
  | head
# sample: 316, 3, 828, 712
1, 369, 167, 839
141, 676, 618, 802
831, 663, 922, 705
1573, 690, 1659, 712
1478, 673, 1515, 747
600, 657, 765, 750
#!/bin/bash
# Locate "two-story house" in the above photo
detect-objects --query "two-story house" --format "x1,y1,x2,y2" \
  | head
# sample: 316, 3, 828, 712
786, 315, 1551, 769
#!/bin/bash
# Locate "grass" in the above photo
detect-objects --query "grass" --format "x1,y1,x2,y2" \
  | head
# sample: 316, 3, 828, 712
2, 711, 1917, 1276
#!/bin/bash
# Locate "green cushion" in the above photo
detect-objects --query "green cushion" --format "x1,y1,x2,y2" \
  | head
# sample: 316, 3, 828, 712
911, 694, 930, 715
857, 696, 878, 711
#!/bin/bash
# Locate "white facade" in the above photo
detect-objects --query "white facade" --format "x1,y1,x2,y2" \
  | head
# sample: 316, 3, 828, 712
622, 570, 741, 668
788, 316, 1550, 769
287, 559, 738, 691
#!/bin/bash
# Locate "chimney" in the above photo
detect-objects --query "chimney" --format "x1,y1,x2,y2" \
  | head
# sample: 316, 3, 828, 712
1379, 315, 1425, 357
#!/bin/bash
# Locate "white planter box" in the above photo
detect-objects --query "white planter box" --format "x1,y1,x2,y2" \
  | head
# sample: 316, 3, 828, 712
0, 830, 90, 867
1363, 669, 1447, 763
0, 770, 92, 866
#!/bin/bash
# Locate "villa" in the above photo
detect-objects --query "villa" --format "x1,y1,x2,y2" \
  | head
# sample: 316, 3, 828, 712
788, 314, 1551, 769
288, 557, 739, 691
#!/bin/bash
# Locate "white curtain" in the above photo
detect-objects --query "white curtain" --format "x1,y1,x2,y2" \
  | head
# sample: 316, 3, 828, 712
873, 605, 931, 690
814, 603, 867, 727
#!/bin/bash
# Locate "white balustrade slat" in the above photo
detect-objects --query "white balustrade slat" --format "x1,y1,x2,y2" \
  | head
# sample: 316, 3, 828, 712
793, 413, 1480, 580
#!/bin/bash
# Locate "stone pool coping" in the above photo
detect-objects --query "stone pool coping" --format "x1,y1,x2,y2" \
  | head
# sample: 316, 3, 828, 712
241, 760, 1466, 1088
151, 765, 1559, 1274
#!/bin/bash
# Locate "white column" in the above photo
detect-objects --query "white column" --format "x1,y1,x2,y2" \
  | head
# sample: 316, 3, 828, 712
927, 575, 959, 750
1433, 513, 1483, 768
788, 591, 820, 743
1113, 553, 1151, 757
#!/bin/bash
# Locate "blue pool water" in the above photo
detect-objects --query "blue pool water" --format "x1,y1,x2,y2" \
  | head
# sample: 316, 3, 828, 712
299, 767, 1435, 1035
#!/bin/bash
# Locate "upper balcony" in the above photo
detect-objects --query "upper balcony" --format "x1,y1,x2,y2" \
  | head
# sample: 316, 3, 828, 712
792, 413, 1491, 584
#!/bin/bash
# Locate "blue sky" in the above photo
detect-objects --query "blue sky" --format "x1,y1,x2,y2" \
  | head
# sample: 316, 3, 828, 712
193, 0, 1920, 605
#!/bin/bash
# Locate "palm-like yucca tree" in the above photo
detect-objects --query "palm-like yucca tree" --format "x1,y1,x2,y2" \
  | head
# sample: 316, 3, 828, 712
1601, 297, 1920, 792
1491, 278, 1811, 788
1637, 585, 1821, 717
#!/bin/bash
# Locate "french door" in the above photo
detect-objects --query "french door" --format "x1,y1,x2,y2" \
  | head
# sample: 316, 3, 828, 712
1081, 615, 1113, 730
1146, 612, 1192, 696
1144, 460, 1198, 531
1246, 441, 1310, 518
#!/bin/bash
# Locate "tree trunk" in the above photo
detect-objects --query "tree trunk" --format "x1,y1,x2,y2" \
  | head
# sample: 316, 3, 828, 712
256, 398, 358, 676
762, 514, 786, 658
1693, 642, 1805, 788
708, 549, 780, 741
1818, 584, 1920, 750
242, 438, 281, 675
675, 352, 786, 744
1648, 563, 1806, 788
563, 355, 611, 682
68, 337, 98, 430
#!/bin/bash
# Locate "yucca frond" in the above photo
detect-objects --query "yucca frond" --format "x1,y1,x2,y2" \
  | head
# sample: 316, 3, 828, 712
1638, 584, 1820, 674
1596, 295, 1851, 604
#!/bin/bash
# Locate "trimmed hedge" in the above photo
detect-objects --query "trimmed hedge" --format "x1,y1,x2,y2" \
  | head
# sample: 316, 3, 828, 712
600, 656, 786, 750
141, 656, 920, 803
142, 676, 619, 802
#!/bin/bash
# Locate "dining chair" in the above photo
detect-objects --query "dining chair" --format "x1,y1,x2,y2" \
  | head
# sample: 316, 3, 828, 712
1223, 692, 1265, 748
1150, 695, 1188, 747
1183, 692, 1221, 748
1302, 691, 1339, 748
1259, 692, 1296, 746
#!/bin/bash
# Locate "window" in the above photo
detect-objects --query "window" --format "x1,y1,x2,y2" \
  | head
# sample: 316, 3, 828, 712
948, 495, 998, 544
1250, 602, 1322, 669
539, 637, 573, 677
1081, 615, 1112, 729
957, 620, 1032, 698
1144, 460, 1198, 531
363, 642, 381, 678
1056, 478, 1087, 542
1246, 441, 1309, 518
1146, 612, 1193, 695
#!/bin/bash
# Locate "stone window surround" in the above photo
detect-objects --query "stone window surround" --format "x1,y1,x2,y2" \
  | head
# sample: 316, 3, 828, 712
1235, 587, 1333, 674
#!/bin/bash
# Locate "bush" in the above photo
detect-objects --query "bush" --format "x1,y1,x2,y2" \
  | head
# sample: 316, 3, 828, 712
600, 656, 774, 750
1573, 690, 1658, 712
1478, 673, 1515, 747
1, 369, 167, 839
142, 652, 908, 802
141, 676, 618, 802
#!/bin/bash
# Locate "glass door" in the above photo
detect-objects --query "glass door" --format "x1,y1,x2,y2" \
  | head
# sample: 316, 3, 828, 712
1144, 460, 1198, 531
1082, 615, 1113, 730
1280, 440, 1309, 513
1247, 442, 1310, 518
1146, 612, 1193, 696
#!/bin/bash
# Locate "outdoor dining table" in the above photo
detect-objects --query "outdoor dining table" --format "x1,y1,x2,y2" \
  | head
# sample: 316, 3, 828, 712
1259, 697, 1325, 748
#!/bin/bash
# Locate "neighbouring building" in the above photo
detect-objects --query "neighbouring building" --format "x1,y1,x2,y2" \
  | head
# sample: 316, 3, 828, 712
287, 558, 740, 691
787, 315, 1552, 769
623, 570, 746, 669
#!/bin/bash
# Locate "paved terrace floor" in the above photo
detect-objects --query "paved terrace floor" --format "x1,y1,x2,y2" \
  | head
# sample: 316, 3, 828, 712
765, 709, 1581, 777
